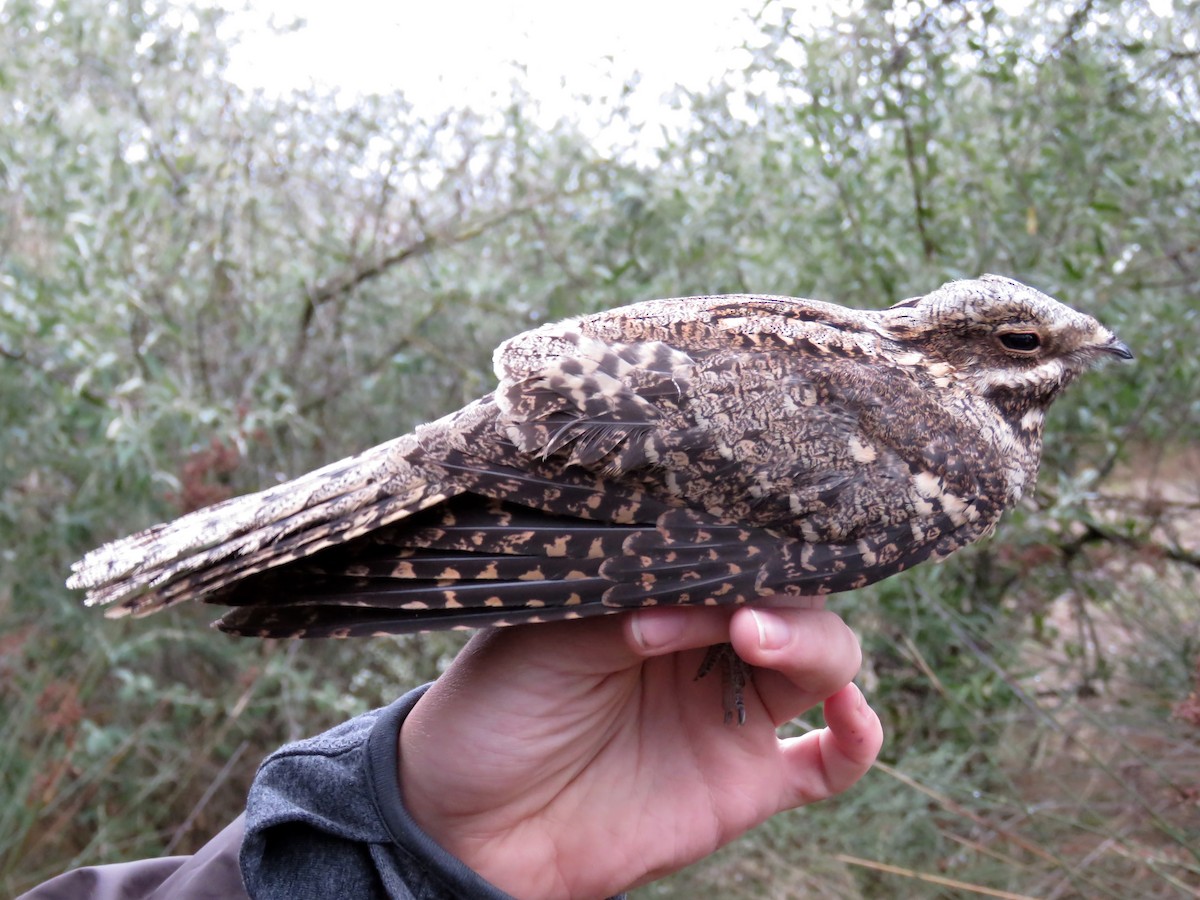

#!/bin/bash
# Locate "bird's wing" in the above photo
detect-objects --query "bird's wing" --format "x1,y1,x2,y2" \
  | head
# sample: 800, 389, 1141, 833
209, 490, 983, 640
210, 494, 793, 637
491, 297, 872, 500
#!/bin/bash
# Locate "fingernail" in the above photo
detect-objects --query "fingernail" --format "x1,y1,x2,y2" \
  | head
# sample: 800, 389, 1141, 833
851, 683, 865, 711
751, 608, 790, 650
631, 611, 687, 650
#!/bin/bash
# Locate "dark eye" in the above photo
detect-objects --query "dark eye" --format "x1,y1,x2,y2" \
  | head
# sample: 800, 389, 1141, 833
999, 332, 1041, 352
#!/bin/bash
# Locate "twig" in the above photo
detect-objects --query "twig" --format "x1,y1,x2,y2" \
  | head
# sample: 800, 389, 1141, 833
163, 740, 249, 855
1065, 522, 1200, 571
833, 853, 1042, 900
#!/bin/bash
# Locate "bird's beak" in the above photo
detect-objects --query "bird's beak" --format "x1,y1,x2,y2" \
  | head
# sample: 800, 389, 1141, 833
1101, 337, 1134, 360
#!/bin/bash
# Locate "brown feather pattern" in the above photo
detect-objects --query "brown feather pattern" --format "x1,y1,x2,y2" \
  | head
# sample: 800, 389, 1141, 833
68, 275, 1131, 639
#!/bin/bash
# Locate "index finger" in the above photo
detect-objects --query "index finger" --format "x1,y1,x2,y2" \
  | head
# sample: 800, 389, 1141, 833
776, 683, 884, 811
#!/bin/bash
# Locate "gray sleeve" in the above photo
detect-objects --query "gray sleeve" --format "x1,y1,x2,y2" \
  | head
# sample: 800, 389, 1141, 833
23, 685, 625, 900
240, 684, 519, 900
17, 817, 248, 900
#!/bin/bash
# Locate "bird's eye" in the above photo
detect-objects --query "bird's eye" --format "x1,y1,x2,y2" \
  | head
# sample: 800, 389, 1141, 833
999, 332, 1041, 353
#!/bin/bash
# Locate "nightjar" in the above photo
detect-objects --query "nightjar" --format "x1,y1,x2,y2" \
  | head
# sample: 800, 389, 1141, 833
69, 276, 1131, 653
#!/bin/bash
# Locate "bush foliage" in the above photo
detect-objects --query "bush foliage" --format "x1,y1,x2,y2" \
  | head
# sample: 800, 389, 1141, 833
2, 0, 1197, 895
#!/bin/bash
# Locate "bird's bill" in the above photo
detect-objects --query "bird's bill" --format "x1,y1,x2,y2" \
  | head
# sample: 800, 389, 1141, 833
1102, 338, 1134, 360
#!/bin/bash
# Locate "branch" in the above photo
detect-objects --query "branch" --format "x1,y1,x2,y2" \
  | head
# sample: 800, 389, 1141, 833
128, 82, 186, 198
899, 115, 936, 261
306, 206, 528, 314
290, 204, 533, 370
1064, 521, 1200, 571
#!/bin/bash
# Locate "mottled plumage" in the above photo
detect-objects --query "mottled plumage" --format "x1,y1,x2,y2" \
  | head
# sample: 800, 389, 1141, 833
69, 275, 1131, 642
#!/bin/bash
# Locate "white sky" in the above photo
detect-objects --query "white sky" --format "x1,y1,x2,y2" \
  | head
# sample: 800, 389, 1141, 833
218, 0, 1164, 151
220, 0, 823, 130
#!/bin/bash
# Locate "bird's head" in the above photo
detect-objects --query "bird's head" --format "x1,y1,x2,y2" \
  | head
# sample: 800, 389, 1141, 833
879, 275, 1132, 414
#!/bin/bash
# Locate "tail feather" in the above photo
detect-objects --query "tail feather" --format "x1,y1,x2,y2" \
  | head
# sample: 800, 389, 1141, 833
69, 430, 469, 618
103, 485, 456, 617
69, 433, 418, 590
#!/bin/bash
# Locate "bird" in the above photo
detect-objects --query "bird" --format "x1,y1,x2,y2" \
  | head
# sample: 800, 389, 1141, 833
69, 275, 1131, 655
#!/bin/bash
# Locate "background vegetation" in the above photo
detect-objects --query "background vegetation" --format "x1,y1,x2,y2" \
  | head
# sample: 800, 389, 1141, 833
2, 0, 1197, 896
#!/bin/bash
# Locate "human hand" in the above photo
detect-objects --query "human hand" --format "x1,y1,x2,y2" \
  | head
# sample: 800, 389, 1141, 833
399, 600, 882, 899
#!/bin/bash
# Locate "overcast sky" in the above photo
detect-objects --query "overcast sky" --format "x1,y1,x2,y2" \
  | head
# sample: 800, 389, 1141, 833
218, 1, 1121, 149
219, 0, 822, 140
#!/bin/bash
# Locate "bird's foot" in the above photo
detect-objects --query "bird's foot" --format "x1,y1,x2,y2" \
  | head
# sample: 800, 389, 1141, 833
696, 642, 751, 726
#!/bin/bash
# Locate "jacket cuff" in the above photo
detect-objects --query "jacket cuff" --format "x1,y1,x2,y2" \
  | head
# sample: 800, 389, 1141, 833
364, 685, 520, 899
242, 684, 516, 899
